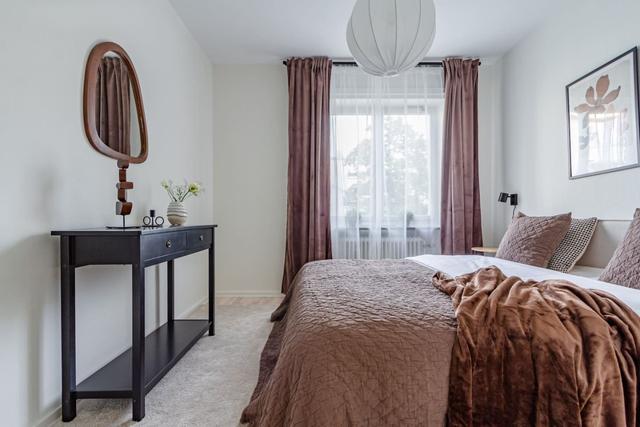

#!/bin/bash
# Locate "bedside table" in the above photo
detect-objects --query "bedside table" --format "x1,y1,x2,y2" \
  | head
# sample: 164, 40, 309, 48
471, 247, 498, 256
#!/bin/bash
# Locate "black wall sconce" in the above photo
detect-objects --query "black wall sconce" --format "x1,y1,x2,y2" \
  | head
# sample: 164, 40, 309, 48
498, 192, 519, 217
498, 192, 518, 206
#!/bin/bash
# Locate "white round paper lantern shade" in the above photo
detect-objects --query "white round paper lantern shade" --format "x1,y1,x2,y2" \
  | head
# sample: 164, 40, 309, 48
347, 0, 436, 77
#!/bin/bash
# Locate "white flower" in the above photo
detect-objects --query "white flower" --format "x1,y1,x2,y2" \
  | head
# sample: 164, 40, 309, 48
188, 182, 202, 196
162, 178, 204, 202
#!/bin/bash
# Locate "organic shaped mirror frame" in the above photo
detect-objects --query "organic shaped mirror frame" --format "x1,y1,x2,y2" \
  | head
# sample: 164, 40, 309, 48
83, 41, 148, 226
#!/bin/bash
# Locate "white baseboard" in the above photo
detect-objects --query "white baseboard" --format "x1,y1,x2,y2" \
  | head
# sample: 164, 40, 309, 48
180, 296, 209, 316
37, 407, 60, 427
215, 290, 283, 298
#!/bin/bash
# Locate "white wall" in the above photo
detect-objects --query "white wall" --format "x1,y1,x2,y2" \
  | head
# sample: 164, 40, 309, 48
478, 60, 504, 246
212, 65, 288, 296
0, 1, 213, 425
501, 0, 640, 236
211, 61, 502, 292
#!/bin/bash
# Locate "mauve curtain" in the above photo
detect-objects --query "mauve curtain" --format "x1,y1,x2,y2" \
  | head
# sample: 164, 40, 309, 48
282, 57, 333, 293
440, 58, 483, 255
96, 56, 131, 154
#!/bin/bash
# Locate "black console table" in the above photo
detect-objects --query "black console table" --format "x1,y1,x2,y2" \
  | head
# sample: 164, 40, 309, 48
51, 225, 217, 422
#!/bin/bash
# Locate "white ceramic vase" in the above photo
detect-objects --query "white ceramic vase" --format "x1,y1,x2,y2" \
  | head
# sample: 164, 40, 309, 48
167, 201, 188, 226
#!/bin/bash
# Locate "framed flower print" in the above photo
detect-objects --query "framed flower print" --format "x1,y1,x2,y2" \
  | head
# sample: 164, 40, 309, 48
566, 47, 640, 179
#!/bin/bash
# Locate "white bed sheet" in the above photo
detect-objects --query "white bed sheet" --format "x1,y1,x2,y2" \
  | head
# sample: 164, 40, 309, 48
570, 265, 604, 279
409, 255, 640, 315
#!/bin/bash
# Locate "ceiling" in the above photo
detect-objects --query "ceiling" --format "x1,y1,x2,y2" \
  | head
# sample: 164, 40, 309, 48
170, 0, 554, 64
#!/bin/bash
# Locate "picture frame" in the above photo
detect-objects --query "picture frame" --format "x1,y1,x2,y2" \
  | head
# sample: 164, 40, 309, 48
566, 47, 640, 179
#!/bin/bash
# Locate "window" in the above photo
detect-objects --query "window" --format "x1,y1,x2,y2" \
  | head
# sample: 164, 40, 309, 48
330, 65, 444, 259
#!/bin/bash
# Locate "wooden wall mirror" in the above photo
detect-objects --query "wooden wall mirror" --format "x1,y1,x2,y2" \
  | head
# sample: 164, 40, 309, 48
83, 42, 148, 226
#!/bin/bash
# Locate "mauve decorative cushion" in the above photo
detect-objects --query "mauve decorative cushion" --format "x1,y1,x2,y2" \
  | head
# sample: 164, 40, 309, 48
496, 212, 572, 267
600, 209, 640, 289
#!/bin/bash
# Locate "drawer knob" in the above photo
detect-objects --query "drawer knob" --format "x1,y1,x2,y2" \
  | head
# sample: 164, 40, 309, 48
166, 240, 172, 248
199, 235, 204, 241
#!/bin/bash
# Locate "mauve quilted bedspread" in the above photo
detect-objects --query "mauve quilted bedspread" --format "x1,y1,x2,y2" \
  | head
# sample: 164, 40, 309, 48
241, 259, 457, 426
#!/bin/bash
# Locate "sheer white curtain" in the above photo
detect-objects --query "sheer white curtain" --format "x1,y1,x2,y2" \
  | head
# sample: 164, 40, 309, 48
330, 65, 444, 259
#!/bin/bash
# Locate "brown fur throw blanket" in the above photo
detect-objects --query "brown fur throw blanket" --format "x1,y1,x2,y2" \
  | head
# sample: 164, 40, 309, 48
433, 266, 640, 427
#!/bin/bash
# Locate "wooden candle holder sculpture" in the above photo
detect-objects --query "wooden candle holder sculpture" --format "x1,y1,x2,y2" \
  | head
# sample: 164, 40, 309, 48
115, 160, 134, 227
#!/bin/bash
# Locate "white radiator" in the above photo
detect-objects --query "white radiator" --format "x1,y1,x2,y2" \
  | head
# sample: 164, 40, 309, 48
342, 237, 433, 259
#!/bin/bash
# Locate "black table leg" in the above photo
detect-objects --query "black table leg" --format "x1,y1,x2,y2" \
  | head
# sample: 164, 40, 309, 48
61, 237, 77, 422
132, 263, 145, 421
208, 244, 215, 336
167, 260, 174, 322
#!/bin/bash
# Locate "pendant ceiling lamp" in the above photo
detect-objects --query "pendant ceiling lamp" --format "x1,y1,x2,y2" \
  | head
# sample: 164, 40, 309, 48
347, 0, 436, 77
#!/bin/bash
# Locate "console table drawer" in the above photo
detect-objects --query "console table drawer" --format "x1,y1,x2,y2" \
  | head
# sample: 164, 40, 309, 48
187, 229, 212, 249
142, 232, 186, 260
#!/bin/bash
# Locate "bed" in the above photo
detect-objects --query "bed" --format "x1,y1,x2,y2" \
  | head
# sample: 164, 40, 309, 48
241, 220, 640, 426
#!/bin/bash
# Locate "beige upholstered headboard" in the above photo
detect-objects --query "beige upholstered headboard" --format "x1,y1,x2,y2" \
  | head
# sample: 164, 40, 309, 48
578, 220, 631, 268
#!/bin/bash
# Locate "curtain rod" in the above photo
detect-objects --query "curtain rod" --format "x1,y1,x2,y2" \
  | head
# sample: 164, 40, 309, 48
281, 60, 481, 67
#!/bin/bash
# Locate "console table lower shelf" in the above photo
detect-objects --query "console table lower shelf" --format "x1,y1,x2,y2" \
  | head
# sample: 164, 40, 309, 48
75, 320, 211, 399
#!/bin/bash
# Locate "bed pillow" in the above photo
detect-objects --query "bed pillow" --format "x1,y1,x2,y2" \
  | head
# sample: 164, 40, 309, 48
599, 209, 640, 289
496, 212, 572, 268
547, 217, 598, 273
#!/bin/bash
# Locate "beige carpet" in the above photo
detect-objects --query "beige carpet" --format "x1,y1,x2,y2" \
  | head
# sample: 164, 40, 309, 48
52, 298, 281, 427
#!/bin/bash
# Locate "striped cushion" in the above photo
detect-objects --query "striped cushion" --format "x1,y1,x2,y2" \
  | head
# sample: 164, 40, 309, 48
548, 217, 598, 273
